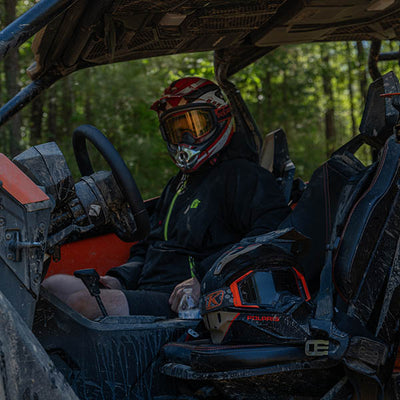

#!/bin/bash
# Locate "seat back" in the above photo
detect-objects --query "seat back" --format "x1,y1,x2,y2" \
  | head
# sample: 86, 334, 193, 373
279, 151, 366, 294
333, 136, 400, 343
329, 72, 400, 347
260, 128, 295, 203
359, 71, 400, 148
281, 71, 400, 296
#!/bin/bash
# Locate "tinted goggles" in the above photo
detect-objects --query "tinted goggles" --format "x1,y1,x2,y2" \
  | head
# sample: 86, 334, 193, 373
160, 105, 216, 144
230, 267, 311, 309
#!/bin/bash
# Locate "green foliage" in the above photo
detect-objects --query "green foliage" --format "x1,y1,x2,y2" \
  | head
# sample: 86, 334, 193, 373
1, 34, 400, 197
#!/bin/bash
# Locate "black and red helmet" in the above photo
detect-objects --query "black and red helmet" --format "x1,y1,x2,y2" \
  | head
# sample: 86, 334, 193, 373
200, 244, 313, 345
151, 77, 234, 172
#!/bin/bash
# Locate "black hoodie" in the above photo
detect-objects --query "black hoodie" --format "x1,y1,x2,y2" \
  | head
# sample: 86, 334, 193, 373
107, 126, 290, 293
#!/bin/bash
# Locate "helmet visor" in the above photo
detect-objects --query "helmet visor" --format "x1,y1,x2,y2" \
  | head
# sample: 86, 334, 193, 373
161, 108, 214, 144
231, 268, 311, 308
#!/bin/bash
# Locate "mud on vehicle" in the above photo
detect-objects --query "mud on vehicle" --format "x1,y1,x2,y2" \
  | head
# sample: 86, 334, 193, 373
1, 1, 400, 399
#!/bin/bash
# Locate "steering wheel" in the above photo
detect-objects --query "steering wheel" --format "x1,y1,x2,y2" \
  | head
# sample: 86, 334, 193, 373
72, 124, 150, 241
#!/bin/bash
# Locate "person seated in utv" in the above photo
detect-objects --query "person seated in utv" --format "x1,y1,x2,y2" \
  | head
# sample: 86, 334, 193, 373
43, 77, 290, 320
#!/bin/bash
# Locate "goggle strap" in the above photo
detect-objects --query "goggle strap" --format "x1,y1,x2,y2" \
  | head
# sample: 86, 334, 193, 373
292, 268, 311, 301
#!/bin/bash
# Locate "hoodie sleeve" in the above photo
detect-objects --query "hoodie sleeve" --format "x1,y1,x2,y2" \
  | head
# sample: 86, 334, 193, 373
105, 175, 179, 289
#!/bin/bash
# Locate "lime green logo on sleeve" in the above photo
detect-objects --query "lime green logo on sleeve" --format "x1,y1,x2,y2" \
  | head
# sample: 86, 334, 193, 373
190, 199, 201, 209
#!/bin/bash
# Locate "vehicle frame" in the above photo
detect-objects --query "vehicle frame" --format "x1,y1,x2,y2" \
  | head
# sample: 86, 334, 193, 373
1, 1, 400, 399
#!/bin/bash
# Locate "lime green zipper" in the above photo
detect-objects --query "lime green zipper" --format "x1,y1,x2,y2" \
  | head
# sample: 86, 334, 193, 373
188, 256, 196, 278
164, 175, 187, 240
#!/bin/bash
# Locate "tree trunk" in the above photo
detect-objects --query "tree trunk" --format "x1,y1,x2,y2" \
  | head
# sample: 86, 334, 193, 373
84, 70, 93, 123
258, 70, 271, 133
61, 76, 73, 135
356, 41, 368, 102
346, 42, 357, 136
47, 88, 57, 141
30, 94, 44, 145
3, 0, 22, 156
265, 70, 272, 112
320, 45, 337, 158
282, 68, 289, 105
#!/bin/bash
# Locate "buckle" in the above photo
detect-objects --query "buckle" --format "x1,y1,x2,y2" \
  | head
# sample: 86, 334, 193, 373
305, 340, 329, 356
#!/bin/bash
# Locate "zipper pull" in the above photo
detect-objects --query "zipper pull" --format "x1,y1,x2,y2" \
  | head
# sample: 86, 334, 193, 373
177, 173, 188, 193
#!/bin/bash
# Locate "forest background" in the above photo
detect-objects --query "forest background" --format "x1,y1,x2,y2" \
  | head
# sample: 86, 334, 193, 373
1, 1, 400, 199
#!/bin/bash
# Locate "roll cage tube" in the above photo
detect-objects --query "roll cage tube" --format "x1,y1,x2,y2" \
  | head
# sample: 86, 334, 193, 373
0, 75, 59, 127
73, 124, 150, 241
0, 0, 79, 61
0, 0, 79, 128
368, 40, 400, 81
214, 50, 263, 157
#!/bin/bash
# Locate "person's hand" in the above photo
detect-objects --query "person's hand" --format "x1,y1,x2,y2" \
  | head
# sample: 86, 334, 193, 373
169, 277, 200, 313
99, 275, 123, 290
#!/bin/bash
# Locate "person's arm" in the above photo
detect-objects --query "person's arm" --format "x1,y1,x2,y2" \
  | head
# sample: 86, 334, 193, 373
104, 177, 178, 290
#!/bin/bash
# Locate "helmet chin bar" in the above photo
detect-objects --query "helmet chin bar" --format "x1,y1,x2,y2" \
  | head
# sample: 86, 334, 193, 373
174, 145, 201, 171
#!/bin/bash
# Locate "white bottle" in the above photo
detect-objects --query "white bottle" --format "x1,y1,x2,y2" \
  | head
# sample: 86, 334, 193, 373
178, 288, 201, 319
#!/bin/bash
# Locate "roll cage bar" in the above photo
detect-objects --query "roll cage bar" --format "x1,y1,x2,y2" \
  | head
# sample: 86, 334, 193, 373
369, 40, 400, 81
0, 0, 73, 126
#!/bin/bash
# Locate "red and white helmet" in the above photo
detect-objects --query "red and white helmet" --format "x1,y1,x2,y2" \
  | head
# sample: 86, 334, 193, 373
151, 77, 235, 172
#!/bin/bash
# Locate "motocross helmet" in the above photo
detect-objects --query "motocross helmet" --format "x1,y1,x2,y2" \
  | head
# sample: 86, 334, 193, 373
200, 244, 313, 345
151, 77, 234, 172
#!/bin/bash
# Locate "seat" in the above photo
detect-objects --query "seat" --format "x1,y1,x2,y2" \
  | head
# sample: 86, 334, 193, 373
333, 134, 400, 340
279, 149, 366, 294
259, 128, 295, 203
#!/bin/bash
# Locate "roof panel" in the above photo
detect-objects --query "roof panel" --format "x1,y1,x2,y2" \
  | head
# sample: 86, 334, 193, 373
28, 0, 400, 79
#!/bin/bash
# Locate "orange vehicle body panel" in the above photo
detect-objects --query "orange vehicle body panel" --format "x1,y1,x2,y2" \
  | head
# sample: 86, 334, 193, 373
0, 153, 49, 204
46, 233, 134, 277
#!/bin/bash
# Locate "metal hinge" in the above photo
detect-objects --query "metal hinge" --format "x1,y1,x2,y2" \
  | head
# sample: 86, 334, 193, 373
5, 230, 43, 262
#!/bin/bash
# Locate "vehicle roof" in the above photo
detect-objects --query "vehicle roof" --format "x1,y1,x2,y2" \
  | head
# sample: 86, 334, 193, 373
29, 0, 400, 80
